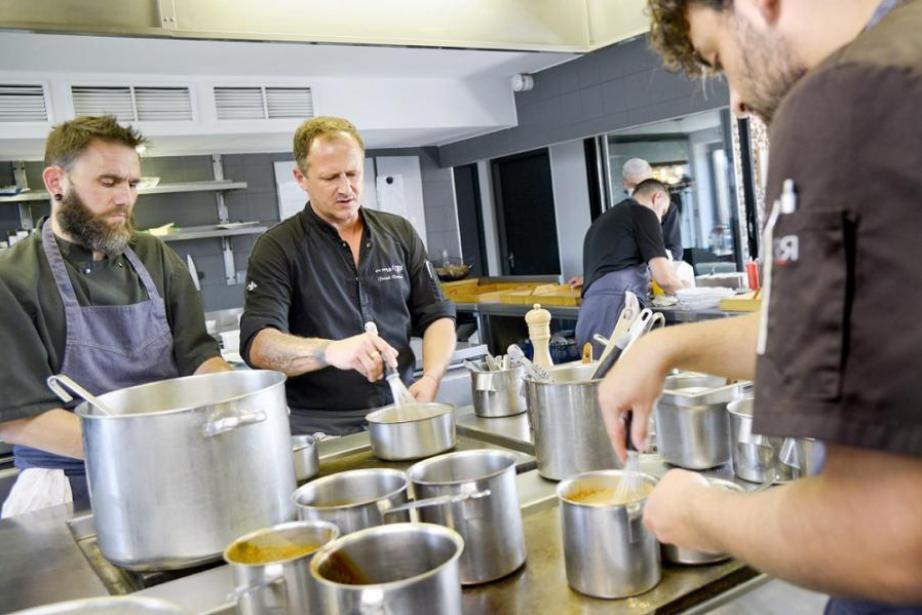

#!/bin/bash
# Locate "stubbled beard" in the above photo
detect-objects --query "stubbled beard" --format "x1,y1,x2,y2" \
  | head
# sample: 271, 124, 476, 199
732, 17, 807, 124
56, 188, 134, 257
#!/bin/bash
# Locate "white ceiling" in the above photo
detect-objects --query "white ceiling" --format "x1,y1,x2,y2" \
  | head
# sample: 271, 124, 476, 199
0, 32, 578, 79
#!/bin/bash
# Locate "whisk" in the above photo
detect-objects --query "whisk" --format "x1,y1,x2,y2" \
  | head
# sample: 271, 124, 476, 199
613, 412, 644, 502
364, 322, 415, 405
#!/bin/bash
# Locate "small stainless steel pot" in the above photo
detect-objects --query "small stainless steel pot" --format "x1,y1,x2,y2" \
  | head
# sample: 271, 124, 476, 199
727, 396, 795, 484
224, 520, 339, 615
292, 468, 410, 534
557, 470, 661, 599
10, 598, 189, 614
309, 523, 464, 615
468, 362, 527, 418
292, 435, 319, 482
661, 478, 743, 565
654, 373, 740, 470
525, 362, 620, 481
365, 402, 455, 461
408, 449, 526, 584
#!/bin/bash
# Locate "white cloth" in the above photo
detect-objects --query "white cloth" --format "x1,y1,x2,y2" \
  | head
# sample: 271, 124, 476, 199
1, 468, 73, 518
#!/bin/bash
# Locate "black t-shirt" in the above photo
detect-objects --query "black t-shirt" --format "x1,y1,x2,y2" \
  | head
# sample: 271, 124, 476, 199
753, 0, 922, 456
240, 204, 456, 412
0, 219, 219, 422
581, 198, 668, 294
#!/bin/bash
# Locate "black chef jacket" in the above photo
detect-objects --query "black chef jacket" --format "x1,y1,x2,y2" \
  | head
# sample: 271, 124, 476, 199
753, 0, 922, 456
240, 203, 456, 412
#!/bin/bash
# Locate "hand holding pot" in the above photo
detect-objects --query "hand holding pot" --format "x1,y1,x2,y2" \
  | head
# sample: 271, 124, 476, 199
597, 330, 669, 462
326, 331, 398, 383
642, 469, 718, 554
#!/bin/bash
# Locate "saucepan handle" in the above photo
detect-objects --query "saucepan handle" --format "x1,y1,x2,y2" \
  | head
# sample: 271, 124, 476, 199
379, 489, 491, 517
203, 410, 267, 437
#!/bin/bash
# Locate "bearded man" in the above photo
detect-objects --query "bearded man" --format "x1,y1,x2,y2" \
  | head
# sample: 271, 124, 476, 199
0, 115, 230, 518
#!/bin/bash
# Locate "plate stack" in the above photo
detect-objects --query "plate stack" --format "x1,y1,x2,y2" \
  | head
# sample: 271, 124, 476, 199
675, 287, 735, 310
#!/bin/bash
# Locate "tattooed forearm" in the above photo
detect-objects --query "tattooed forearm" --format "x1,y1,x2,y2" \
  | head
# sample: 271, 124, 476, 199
249, 329, 331, 376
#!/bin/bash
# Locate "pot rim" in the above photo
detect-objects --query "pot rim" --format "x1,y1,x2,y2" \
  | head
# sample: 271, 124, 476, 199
291, 468, 408, 510
223, 519, 340, 567
291, 434, 316, 452
309, 522, 464, 590
556, 469, 658, 508
407, 449, 516, 486
726, 395, 754, 418
365, 402, 453, 425
75, 370, 286, 420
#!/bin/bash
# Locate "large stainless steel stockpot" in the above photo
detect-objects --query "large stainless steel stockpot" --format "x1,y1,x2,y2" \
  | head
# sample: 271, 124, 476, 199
654, 373, 741, 470
292, 468, 410, 534
310, 522, 464, 615
557, 470, 661, 599
469, 362, 527, 418
408, 449, 526, 584
525, 362, 620, 481
365, 402, 455, 461
224, 519, 339, 615
76, 370, 296, 571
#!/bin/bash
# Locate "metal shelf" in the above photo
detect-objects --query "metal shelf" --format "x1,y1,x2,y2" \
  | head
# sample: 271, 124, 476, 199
0, 180, 248, 204
156, 223, 267, 242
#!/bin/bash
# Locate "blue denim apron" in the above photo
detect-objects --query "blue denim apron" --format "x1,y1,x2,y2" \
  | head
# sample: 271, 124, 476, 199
12, 221, 179, 512
575, 264, 650, 358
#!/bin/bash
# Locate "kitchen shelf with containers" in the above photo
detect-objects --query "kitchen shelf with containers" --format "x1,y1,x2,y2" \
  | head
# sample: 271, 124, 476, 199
1, 158, 266, 285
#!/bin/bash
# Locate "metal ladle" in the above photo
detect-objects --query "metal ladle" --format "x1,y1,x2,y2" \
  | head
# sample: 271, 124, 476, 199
47, 374, 116, 416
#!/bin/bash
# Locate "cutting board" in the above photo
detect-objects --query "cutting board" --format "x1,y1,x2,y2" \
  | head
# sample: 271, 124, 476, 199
719, 291, 761, 312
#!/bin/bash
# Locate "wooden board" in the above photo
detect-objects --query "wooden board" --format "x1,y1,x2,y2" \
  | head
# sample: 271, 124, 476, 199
719, 291, 761, 312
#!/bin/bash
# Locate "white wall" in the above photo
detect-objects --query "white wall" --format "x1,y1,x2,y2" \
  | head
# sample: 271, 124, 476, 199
549, 140, 592, 280
374, 156, 427, 247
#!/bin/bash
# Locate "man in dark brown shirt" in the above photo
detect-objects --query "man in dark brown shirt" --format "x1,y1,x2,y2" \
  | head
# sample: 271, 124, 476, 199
598, 0, 922, 610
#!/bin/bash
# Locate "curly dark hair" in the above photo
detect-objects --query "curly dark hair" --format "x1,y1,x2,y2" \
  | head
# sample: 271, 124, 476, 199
647, 0, 732, 76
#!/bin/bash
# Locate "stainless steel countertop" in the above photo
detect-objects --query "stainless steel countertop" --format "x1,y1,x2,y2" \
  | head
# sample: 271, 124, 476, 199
454, 301, 739, 324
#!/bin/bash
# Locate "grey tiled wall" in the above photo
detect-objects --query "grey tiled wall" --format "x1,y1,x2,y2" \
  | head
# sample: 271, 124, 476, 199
0, 146, 458, 312
439, 35, 729, 167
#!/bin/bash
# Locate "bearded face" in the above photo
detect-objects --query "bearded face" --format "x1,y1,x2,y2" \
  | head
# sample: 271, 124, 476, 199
56, 185, 134, 257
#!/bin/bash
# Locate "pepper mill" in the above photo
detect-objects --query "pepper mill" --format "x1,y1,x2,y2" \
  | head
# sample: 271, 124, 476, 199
525, 303, 554, 371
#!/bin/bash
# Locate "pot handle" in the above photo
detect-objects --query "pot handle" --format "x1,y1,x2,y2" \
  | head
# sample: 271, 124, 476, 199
379, 489, 491, 517
203, 410, 267, 437
226, 564, 287, 610
625, 501, 646, 544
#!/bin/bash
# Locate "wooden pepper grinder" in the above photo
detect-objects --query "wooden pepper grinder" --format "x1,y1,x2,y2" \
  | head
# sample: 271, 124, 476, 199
526, 303, 554, 371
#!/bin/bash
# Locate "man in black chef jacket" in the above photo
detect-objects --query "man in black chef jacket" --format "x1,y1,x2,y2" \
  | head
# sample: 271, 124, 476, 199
241, 116, 456, 436
0, 116, 230, 517
598, 0, 922, 612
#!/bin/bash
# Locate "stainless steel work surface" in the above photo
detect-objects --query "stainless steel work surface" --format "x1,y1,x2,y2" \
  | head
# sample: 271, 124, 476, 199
314, 430, 536, 478
0, 504, 109, 612
461, 502, 758, 614
455, 405, 533, 454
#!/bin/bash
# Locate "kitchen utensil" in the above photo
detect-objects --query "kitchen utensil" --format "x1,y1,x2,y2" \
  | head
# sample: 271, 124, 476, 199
779, 437, 824, 478
10, 598, 189, 614
557, 470, 660, 599
224, 520, 339, 615
661, 478, 743, 565
408, 449, 527, 584
483, 353, 501, 371
292, 468, 410, 534
525, 303, 554, 370
599, 290, 640, 365
592, 333, 610, 348
581, 342, 593, 363
365, 402, 456, 460
75, 370, 296, 571
525, 362, 621, 480
727, 396, 795, 483
654, 373, 740, 470
364, 322, 414, 405
46, 374, 115, 416
380, 489, 491, 517
507, 344, 550, 382
468, 360, 527, 418
310, 523, 464, 615
590, 332, 631, 380
292, 435, 319, 482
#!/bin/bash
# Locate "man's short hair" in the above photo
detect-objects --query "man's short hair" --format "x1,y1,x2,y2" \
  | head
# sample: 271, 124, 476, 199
44, 115, 147, 170
622, 158, 653, 183
633, 178, 670, 200
648, 0, 732, 77
293, 116, 365, 174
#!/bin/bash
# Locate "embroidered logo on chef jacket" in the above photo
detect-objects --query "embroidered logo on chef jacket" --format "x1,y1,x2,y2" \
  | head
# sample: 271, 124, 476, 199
246, 281, 258, 292
374, 264, 405, 282
773, 235, 799, 266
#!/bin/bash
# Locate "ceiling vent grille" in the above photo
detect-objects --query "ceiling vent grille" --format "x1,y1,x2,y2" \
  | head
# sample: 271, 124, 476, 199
215, 86, 313, 120
71, 85, 193, 122
0, 84, 48, 122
